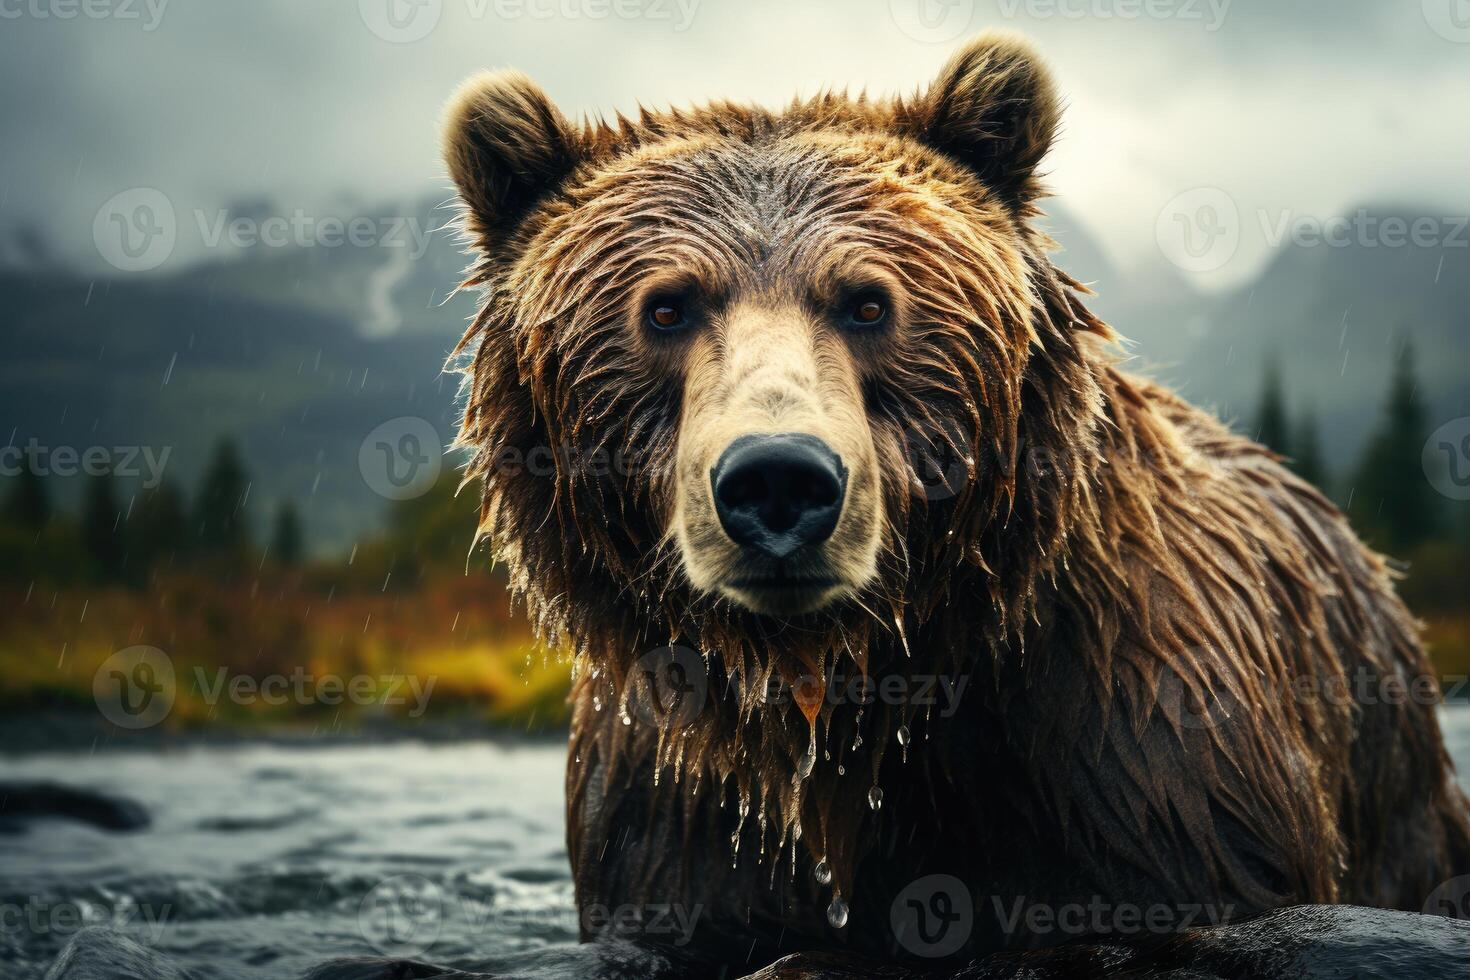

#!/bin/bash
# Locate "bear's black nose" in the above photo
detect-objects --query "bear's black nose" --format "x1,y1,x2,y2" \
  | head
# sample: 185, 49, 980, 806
711, 433, 847, 559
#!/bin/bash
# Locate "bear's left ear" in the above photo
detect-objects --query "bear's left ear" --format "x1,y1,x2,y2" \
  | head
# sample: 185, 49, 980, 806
901, 31, 1061, 208
442, 69, 580, 246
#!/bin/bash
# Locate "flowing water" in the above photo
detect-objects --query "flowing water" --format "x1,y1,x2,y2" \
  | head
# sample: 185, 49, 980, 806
4, 709, 1470, 979
0, 738, 571, 979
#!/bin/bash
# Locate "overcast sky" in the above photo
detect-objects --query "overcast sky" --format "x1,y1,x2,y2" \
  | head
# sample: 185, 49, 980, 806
1, 0, 1467, 290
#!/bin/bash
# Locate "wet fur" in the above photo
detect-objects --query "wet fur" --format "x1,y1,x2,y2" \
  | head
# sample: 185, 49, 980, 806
442, 32, 1470, 970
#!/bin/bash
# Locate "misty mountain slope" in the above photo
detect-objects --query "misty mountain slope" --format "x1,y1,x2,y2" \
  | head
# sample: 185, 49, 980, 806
0, 260, 465, 552
1176, 208, 1470, 465
1041, 204, 1469, 474
4, 199, 1465, 551
181, 196, 481, 338
1037, 206, 1216, 383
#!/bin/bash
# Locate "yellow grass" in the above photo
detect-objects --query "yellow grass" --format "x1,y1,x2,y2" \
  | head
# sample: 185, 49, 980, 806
0, 572, 571, 732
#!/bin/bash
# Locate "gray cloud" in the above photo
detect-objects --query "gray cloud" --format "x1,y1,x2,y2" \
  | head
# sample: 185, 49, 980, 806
1, 0, 1466, 288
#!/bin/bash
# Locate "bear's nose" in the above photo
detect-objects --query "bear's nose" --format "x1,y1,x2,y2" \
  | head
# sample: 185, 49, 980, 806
711, 433, 847, 559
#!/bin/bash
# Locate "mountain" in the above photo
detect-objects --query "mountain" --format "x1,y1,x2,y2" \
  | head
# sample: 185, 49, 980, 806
1041, 204, 1470, 477
3, 199, 1464, 552
0, 197, 472, 552
1037, 205, 1214, 375
1170, 207, 1470, 468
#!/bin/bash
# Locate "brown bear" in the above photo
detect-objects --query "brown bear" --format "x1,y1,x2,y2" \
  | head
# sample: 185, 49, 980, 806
439, 31, 1470, 978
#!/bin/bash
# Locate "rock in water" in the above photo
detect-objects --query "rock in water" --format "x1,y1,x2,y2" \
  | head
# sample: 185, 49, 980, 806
0, 782, 149, 832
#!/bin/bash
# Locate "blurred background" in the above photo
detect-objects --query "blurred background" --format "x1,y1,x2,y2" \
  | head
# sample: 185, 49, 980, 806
1, 1, 1468, 976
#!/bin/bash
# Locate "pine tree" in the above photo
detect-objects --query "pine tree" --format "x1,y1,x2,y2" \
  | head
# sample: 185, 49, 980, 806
133, 480, 188, 571
1292, 409, 1328, 491
2, 466, 50, 528
1254, 358, 1291, 457
194, 438, 252, 555
270, 500, 305, 566
1349, 343, 1442, 553
81, 469, 125, 580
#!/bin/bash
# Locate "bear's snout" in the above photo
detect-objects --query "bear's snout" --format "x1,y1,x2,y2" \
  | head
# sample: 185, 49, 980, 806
710, 433, 847, 560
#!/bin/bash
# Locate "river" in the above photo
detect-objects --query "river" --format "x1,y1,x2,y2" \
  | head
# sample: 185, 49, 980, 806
3, 708, 1470, 978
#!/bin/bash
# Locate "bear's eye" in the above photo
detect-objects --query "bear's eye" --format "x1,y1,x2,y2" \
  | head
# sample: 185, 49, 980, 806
844, 294, 887, 329
646, 298, 687, 332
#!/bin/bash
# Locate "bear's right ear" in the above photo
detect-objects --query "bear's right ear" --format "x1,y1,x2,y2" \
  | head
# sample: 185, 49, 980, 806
442, 70, 579, 244
902, 31, 1061, 208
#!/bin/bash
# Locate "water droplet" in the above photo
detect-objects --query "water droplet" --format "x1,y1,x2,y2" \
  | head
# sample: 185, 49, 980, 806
896, 725, 910, 746
837, 764, 846, 776
813, 859, 832, 885
796, 729, 817, 780
867, 786, 883, 810
826, 896, 849, 929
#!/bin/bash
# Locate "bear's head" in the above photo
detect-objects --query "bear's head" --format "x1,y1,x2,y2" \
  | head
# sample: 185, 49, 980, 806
443, 32, 1110, 742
